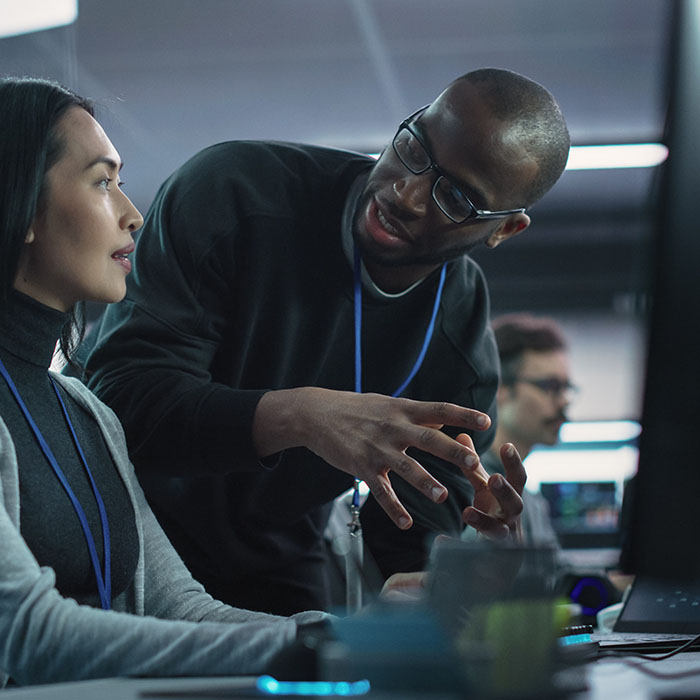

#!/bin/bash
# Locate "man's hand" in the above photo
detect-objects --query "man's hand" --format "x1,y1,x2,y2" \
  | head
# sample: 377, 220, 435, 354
253, 387, 491, 530
456, 435, 526, 541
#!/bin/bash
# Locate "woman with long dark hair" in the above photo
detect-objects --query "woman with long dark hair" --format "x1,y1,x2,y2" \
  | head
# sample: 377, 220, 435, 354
0, 77, 325, 688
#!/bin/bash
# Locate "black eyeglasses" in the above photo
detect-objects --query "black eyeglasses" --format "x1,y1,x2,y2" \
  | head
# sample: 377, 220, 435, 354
392, 105, 527, 224
515, 377, 578, 398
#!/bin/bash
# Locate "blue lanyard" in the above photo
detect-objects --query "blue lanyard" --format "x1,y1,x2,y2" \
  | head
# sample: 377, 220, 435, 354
352, 245, 447, 506
0, 358, 111, 610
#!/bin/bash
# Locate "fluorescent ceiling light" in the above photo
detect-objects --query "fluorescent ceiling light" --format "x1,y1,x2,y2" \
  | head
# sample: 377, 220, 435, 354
565, 143, 668, 170
0, 0, 77, 38
368, 142, 668, 170
558, 420, 642, 443
524, 446, 639, 490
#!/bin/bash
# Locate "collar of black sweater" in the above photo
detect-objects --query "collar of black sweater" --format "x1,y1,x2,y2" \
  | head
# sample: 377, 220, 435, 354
0, 290, 68, 369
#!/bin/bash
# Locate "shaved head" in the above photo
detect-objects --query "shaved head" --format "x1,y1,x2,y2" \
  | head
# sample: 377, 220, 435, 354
441, 69, 570, 206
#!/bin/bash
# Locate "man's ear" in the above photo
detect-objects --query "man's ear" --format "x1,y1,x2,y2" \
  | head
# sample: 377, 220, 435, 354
485, 213, 530, 249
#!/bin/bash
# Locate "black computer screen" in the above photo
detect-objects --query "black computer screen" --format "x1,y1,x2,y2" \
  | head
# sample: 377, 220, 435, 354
625, 0, 700, 580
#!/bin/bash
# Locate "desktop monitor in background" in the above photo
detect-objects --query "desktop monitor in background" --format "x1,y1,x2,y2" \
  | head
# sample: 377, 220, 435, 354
624, 0, 700, 583
539, 481, 618, 549
524, 420, 640, 552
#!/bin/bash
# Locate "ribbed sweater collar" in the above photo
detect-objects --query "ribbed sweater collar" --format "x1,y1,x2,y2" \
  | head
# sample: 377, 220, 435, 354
0, 291, 68, 369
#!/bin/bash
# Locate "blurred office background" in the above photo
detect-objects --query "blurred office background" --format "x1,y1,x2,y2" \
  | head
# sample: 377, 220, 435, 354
0, 0, 673, 553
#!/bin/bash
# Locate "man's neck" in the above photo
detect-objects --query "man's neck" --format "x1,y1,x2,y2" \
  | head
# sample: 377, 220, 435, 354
362, 258, 441, 295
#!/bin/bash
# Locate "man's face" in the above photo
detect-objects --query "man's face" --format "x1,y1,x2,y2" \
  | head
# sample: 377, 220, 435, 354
353, 81, 535, 291
498, 349, 573, 449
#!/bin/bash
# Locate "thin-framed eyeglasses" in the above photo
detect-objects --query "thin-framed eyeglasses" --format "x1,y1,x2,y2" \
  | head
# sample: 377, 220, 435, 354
515, 377, 579, 398
392, 105, 527, 224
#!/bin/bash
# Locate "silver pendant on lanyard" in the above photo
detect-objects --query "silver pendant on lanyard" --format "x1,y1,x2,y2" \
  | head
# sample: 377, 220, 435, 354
345, 479, 364, 614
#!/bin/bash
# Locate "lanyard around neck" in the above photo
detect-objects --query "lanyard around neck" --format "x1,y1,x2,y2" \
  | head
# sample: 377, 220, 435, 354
353, 244, 447, 396
352, 245, 447, 506
0, 359, 112, 610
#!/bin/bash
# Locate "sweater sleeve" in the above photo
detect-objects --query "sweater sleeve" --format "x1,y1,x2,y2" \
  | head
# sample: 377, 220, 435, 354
0, 417, 324, 687
0, 475, 299, 686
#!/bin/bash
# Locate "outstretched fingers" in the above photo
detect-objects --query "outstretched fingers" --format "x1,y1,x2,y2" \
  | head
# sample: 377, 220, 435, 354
463, 472, 523, 538
364, 472, 414, 530
499, 442, 527, 496
405, 400, 491, 435
365, 447, 457, 528
461, 441, 526, 540
307, 392, 494, 531
463, 505, 511, 540
455, 432, 489, 489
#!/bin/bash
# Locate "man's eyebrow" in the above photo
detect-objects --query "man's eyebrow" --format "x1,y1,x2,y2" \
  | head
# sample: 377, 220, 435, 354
84, 156, 123, 172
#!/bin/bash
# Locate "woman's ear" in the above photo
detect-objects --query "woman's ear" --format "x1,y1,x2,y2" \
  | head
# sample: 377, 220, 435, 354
25, 229, 35, 244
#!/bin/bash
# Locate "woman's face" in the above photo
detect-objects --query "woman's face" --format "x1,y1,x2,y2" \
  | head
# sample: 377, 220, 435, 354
14, 107, 143, 311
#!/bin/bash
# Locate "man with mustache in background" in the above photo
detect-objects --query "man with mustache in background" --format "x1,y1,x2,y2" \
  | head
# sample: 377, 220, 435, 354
482, 313, 575, 547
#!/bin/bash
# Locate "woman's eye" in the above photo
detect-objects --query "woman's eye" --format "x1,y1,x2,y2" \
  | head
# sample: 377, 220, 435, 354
98, 177, 125, 191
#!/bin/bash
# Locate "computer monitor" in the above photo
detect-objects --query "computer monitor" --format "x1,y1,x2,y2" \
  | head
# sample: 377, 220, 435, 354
539, 481, 619, 549
525, 421, 640, 551
624, 0, 700, 582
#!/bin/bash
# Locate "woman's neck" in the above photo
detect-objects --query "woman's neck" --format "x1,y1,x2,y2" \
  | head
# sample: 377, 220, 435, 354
0, 290, 69, 370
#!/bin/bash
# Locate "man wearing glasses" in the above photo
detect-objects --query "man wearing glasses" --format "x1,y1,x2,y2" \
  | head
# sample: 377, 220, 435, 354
481, 313, 576, 547
82, 68, 570, 615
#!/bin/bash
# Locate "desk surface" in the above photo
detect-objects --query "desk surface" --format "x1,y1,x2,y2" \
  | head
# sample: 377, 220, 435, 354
4, 654, 700, 700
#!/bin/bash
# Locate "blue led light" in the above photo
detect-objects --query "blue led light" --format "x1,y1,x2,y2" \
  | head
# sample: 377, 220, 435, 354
559, 634, 592, 646
256, 676, 371, 696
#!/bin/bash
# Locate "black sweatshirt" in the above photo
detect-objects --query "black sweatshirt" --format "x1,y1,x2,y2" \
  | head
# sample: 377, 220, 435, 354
83, 141, 499, 615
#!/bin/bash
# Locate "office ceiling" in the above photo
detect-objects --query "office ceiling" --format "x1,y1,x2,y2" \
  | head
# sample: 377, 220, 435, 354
1, 0, 673, 314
